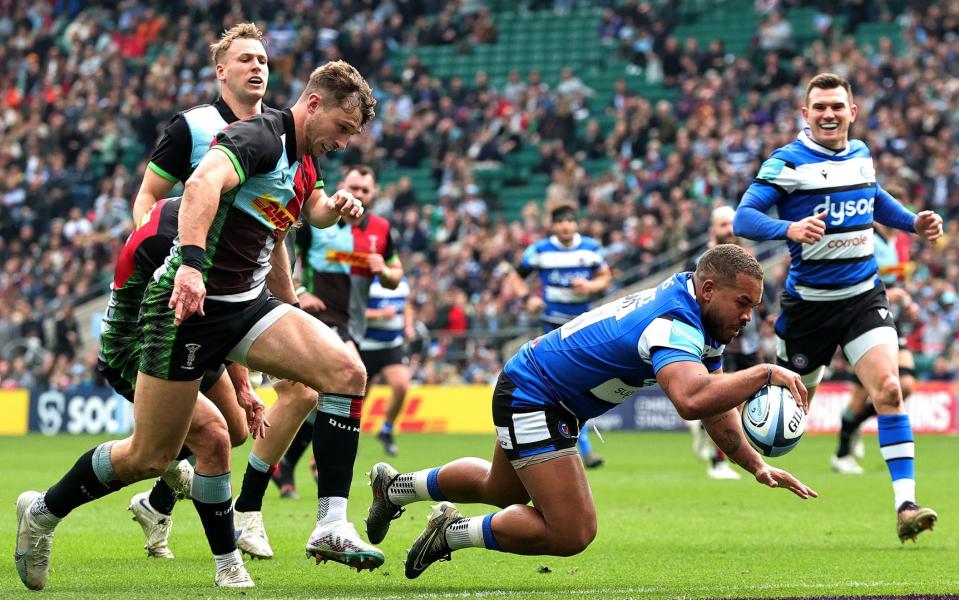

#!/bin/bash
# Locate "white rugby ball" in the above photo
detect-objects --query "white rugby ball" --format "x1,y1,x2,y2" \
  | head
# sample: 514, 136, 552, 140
742, 385, 805, 457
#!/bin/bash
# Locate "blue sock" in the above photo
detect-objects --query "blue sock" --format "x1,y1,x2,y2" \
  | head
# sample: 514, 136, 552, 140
877, 413, 916, 510
381, 422, 394, 434
426, 467, 447, 501
577, 428, 593, 456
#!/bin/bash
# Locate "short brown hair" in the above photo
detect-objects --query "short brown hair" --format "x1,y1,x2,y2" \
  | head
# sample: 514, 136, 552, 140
299, 61, 376, 128
696, 244, 764, 285
345, 165, 376, 181
804, 72, 853, 106
209, 22, 264, 65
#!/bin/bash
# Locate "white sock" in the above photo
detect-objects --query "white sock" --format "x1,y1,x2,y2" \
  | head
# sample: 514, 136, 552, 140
444, 515, 486, 550
387, 468, 437, 506
317, 496, 348, 525
30, 494, 61, 530
893, 479, 916, 511
214, 549, 242, 571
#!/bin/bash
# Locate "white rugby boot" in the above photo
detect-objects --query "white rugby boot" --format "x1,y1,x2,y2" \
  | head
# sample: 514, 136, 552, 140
306, 520, 385, 571
128, 491, 174, 558
234, 504, 274, 559
15, 491, 56, 590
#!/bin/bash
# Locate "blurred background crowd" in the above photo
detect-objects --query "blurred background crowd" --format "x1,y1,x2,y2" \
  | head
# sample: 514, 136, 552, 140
1, 0, 957, 391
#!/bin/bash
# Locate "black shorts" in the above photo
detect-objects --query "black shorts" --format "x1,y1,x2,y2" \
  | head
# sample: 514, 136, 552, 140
98, 358, 225, 403
360, 345, 409, 378
139, 284, 289, 381
723, 351, 760, 373
775, 285, 896, 374
491, 372, 581, 466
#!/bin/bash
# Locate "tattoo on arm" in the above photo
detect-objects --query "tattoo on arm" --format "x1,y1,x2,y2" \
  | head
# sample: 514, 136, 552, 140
720, 428, 741, 455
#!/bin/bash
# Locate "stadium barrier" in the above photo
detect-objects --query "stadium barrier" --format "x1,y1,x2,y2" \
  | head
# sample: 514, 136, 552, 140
10, 382, 959, 436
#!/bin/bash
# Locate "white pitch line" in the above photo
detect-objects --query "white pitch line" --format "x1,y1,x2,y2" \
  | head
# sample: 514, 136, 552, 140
256, 580, 959, 600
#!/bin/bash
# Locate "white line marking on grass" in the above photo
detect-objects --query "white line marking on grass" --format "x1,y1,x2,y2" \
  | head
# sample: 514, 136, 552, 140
278, 580, 959, 600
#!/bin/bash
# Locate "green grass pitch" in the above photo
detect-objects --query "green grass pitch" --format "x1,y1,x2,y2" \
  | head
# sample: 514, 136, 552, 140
1, 431, 956, 598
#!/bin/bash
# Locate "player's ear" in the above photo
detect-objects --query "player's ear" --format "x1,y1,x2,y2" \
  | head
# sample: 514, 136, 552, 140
309, 93, 323, 114
701, 278, 717, 301
849, 103, 858, 122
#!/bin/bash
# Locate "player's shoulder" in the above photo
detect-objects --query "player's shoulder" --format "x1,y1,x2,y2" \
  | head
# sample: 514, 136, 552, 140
653, 273, 703, 323
366, 213, 391, 229
577, 235, 603, 251
846, 138, 871, 157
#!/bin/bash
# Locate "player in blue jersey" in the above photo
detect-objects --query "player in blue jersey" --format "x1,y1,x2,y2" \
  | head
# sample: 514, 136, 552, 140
365, 245, 816, 577
361, 275, 415, 456
733, 73, 942, 542
512, 203, 612, 468
14, 62, 377, 591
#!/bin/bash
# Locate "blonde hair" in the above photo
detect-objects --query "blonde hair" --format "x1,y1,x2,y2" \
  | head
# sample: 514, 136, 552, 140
209, 23, 264, 65
298, 60, 376, 127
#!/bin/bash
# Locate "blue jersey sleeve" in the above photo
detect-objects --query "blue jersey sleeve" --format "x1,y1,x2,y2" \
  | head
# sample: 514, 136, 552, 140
874, 183, 917, 232
735, 182, 791, 240
517, 244, 538, 277
651, 347, 703, 373
703, 356, 723, 373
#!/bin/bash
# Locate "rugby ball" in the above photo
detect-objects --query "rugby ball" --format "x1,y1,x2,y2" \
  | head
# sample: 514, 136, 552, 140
742, 385, 805, 457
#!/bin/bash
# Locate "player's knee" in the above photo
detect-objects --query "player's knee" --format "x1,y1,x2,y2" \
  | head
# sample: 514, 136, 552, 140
873, 373, 903, 409
553, 519, 597, 556
228, 422, 249, 448
342, 355, 367, 395
900, 376, 915, 400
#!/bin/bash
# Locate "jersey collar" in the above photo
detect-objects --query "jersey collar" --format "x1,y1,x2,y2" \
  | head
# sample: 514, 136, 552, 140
684, 272, 696, 298
281, 108, 299, 160
798, 128, 850, 156
549, 233, 581, 249
213, 97, 240, 124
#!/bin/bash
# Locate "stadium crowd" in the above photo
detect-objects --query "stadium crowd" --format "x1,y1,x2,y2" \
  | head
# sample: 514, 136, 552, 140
1, 0, 958, 391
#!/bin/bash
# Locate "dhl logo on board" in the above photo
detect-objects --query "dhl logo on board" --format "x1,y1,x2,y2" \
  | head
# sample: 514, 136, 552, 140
254, 385, 495, 434
326, 249, 371, 268
252, 195, 295, 230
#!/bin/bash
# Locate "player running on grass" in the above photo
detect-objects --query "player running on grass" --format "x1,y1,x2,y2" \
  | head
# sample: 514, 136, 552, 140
14, 61, 376, 591
733, 72, 941, 542
365, 245, 817, 578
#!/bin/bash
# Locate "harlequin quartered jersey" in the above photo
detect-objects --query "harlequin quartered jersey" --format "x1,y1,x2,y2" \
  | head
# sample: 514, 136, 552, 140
155, 107, 320, 302
735, 129, 916, 302
503, 271, 724, 420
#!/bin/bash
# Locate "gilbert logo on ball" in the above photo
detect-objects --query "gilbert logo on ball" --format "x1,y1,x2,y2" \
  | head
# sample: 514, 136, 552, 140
742, 385, 805, 457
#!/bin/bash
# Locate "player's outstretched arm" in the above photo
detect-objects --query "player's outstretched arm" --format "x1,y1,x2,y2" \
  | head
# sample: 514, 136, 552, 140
656, 361, 807, 420
701, 409, 817, 500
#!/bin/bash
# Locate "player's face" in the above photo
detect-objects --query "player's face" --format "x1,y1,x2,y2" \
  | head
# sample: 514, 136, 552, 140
701, 273, 762, 344
802, 86, 857, 150
341, 170, 376, 223
709, 213, 736, 245
305, 94, 362, 156
218, 38, 269, 104
551, 215, 578, 244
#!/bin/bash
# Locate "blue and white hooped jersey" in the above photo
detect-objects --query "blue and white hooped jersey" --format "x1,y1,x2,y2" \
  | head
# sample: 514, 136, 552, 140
360, 277, 410, 351
503, 272, 724, 420
519, 234, 606, 325
735, 129, 916, 302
